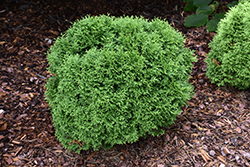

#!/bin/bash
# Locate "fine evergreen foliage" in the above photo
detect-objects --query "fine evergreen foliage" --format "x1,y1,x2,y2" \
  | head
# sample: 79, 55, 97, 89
206, 1, 250, 90
45, 15, 196, 152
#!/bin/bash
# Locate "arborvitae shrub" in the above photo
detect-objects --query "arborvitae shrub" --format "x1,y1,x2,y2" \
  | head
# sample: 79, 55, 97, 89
206, 1, 250, 90
45, 15, 195, 152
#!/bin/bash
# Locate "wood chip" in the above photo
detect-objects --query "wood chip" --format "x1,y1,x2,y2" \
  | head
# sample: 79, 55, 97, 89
219, 164, 225, 167
217, 155, 226, 164
199, 149, 211, 162
236, 127, 241, 133
14, 146, 22, 156
12, 157, 20, 161
0, 135, 4, 140
49, 30, 59, 35
20, 134, 27, 140
86, 151, 97, 161
12, 140, 21, 145
0, 122, 7, 131
222, 147, 230, 155
209, 150, 216, 156
187, 101, 196, 106
54, 150, 63, 153
121, 149, 131, 156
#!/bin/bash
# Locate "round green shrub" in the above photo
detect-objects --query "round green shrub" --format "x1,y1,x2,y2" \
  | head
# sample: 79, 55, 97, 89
206, 0, 250, 90
45, 15, 195, 152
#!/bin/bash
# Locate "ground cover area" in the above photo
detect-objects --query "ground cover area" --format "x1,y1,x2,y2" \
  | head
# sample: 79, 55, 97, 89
0, 0, 250, 166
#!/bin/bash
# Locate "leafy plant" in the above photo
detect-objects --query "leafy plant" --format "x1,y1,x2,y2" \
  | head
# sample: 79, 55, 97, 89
183, 0, 238, 32
206, 0, 250, 90
45, 15, 196, 152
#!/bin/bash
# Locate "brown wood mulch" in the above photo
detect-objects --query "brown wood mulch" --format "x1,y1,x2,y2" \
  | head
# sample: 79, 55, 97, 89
0, 0, 249, 166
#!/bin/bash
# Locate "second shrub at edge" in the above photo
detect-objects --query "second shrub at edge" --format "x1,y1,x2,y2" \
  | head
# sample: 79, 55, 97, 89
206, 1, 250, 90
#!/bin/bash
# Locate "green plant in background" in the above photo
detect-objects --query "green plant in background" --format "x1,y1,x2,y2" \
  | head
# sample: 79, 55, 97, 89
45, 15, 196, 152
183, 0, 238, 31
206, 0, 250, 90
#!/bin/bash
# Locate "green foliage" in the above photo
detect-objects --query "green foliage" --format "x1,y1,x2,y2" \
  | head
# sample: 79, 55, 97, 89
205, 13, 225, 32
193, 0, 213, 7
227, 1, 238, 8
183, 0, 238, 32
184, 13, 208, 27
206, 1, 250, 90
45, 15, 196, 152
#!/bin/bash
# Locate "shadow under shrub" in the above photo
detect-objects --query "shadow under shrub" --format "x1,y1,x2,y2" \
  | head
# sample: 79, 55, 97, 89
45, 15, 195, 152
206, 0, 250, 90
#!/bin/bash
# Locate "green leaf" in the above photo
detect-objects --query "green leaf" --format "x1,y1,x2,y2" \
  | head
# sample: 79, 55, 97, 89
206, 19, 219, 32
196, 5, 214, 15
183, 0, 194, 2
193, 0, 213, 7
184, 14, 209, 27
184, 3, 197, 12
214, 13, 225, 20
227, 1, 238, 8
206, 13, 225, 32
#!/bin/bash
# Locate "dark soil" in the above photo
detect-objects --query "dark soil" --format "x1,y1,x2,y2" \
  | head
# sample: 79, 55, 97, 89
0, 0, 249, 166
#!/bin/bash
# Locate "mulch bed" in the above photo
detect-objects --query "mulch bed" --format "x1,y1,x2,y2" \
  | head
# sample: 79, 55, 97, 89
0, 0, 249, 166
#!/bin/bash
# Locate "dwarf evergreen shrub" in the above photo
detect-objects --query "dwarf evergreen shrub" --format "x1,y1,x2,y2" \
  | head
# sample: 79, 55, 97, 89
206, 1, 250, 90
45, 15, 195, 152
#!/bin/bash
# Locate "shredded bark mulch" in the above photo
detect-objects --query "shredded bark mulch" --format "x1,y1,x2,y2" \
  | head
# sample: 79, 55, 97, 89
0, 0, 249, 166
